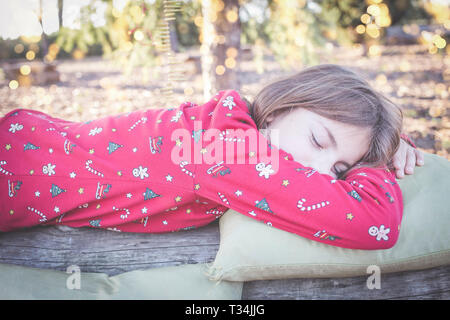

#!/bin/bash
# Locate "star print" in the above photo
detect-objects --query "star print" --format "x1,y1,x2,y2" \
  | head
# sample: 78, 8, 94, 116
49, 148, 53, 154
249, 151, 256, 157
117, 171, 122, 176
235, 190, 243, 197
89, 149, 95, 154
194, 184, 200, 190
132, 147, 138, 152
112, 128, 117, 132
284, 155, 289, 160
76, 134, 80, 138
5, 144, 11, 150
175, 196, 182, 202
156, 119, 162, 124
175, 139, 182, 147
126, 193, 132, 198
31, 127, 36, 131
200, 148, 207, 154
35, 191, 40, 197
70, 172, 76, 178
142, 207, 148, 214
30, 169, 34, 175
54, 206, 60, 213
226, 113, 232, 117
9, 210, 14, 215
162, 220, 168, 225
248, 210, 256, 216
166, 174, 173, 182
96, 204, 101, 209
282, 179, 290, 187
346, 213, 354, 221
186, 209, 192, 214
78, 188, 84, 194
190, 116, 196, 120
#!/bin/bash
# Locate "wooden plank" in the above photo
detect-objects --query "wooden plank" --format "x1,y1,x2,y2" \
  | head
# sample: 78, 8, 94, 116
0, 222, 220, 276
1, 223, 449, 299
242, 265, 450, 300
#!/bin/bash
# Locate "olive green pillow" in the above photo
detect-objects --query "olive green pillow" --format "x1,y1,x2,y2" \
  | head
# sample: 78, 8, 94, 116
206, 153, 450, 281
0, 263, 243, 300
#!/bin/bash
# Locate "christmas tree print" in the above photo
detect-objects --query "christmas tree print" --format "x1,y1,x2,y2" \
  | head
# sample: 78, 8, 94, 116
348, 190, 362, 202
255, 197, 274, 213
107, 141, 123, 154
50, 184, 66, 198
89, 219, 101, 227
24, 142, 40, 151
143, 188, 161, 200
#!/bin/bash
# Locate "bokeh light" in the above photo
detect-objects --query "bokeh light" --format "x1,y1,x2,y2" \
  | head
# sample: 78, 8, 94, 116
8, 80, 19, 89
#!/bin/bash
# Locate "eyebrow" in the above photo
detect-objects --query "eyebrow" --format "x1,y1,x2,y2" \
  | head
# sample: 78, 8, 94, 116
321, 123, 352, 169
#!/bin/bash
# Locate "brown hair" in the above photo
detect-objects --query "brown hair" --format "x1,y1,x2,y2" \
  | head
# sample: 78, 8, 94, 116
243, 64, 403, 178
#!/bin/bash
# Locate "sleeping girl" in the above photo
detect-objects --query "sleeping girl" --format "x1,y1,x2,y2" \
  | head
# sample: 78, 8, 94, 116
0, 64, 423, 250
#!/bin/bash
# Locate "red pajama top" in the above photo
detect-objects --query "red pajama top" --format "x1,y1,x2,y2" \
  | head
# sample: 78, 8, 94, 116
0, 90, 404, 249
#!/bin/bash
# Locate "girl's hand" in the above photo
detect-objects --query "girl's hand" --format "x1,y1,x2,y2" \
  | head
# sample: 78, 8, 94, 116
393, 138, 425, 179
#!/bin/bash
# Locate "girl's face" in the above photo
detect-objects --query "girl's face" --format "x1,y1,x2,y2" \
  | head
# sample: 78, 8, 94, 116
265, 108, 371, 179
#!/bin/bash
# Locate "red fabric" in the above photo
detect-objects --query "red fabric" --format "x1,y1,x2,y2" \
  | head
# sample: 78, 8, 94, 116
401, 133, 417, 148
0, 90, 404, 249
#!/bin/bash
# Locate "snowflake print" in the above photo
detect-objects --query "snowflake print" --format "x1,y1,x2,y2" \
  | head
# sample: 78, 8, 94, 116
368, 224, 390, 241
88, 127, 103, 136
9, 123, 23, 133
132, 165, 149, 179
222, 96, 236, 110
42, 163, 56, 176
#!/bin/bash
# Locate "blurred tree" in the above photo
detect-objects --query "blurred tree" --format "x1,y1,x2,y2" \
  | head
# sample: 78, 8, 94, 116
201, 0, 241, 98
58, 0, 64, 29
264, 0, 325, 69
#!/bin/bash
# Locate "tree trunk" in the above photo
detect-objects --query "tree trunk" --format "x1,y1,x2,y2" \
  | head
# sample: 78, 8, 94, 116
201, 0, 241, 100
38, 0, 49, 59
58, 0, 64, 29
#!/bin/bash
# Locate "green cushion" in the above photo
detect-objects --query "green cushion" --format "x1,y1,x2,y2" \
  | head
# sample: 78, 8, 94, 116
206, 153, 450, 281
0, 263, 243, 300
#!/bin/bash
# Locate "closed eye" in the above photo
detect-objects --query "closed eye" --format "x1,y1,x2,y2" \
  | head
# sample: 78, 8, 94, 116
310, 133, 323, 150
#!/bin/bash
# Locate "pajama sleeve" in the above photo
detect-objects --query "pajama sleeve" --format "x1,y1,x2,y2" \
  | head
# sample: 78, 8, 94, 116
400, 133, 417, 148
192, 90, 404, 250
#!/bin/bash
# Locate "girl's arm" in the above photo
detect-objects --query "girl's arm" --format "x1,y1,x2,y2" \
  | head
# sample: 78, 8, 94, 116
192, 90, 403, 250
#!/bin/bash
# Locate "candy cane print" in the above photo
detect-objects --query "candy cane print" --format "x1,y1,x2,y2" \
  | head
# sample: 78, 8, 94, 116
297, 198, 330, 212
85, 160, 104, 177
27, 206, 47, 222
112, 206, 131, 220
0, 161, 14, 176
179, 161, 195, 177
128, 117, 148, 132
219, 130, 244, 143
217, 192, 230, 205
